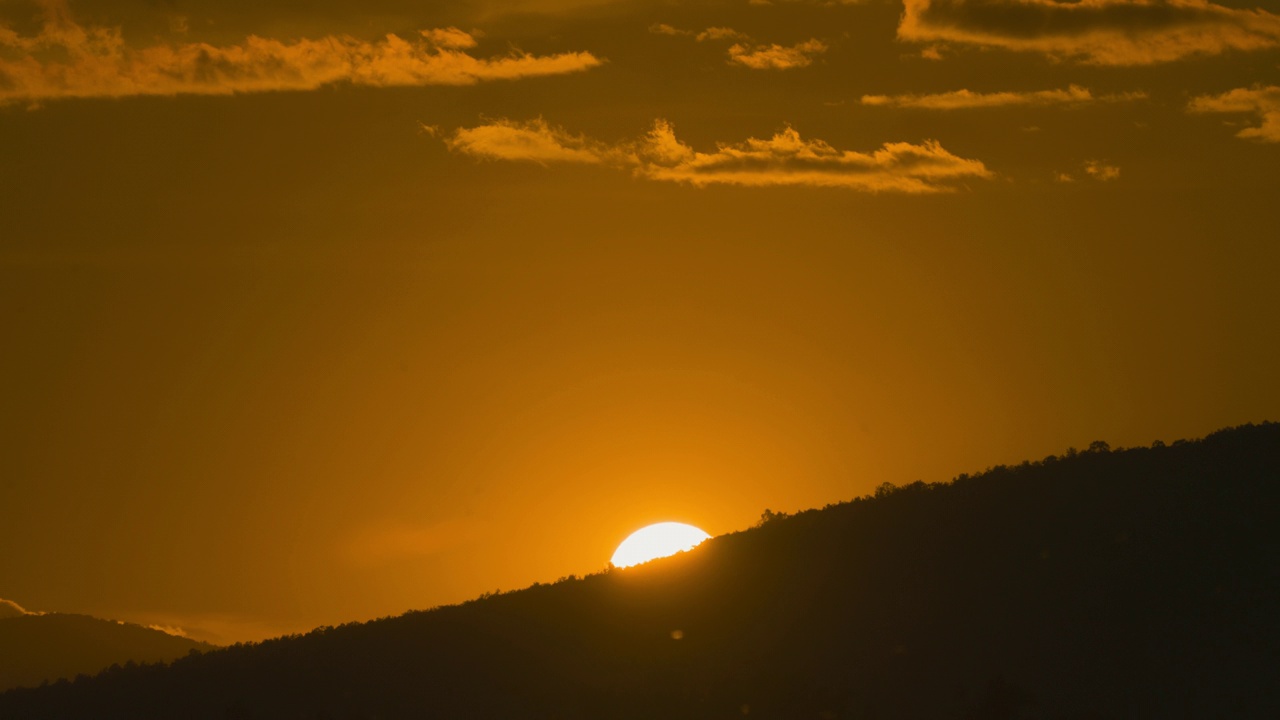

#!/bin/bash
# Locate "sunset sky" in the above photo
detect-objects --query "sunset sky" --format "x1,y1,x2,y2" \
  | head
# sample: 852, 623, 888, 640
2, 0, 1277, 644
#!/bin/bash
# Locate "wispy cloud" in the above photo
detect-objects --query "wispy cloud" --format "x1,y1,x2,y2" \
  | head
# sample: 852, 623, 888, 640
860, 85, 1146, 109
1084, 159, 1121, 181
649, 23, 691, 37
1056, 159, 1121, 182
1188, 86, 1280, 142
147, 624, 191, 638
0, 597, 32, 619
728, 39, 829, 69
0, 0, 601, 106
130, 612, 292, 645
442, 118, 992, 193
649, 23, 826, 70
697, 27, 753, 43
444, 117, 630, 164
647, 25, 750, 42
898, 0, 1280, 65
636, 121, 990, 191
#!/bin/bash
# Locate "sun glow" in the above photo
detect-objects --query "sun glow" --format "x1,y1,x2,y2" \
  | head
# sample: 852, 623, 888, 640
610, 522, 711, 568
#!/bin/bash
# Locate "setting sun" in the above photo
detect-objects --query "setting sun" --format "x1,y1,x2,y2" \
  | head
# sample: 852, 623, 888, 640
611, 522, 711, 568
0, 1, 1276, 714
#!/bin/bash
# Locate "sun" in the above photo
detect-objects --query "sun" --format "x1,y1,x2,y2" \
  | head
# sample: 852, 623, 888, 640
611, 522, 711, 568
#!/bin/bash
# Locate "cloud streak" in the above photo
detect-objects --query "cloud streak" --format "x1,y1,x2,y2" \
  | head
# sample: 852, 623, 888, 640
1189, 86, 1280, 142
649, 23, 826, 70
443, 118, 992, 193
1084, 160, 1121, 180
860, 85, 1146, 109
445, 118, 629, 164
1057, 159, 1122, 182
0, 1, 601, 106
728, 39, 829, 69
147, 624, 192, 638
0, 598, 31, 619
898, 0, 1280, 65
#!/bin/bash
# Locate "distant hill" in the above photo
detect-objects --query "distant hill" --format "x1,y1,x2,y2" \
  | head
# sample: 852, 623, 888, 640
2, 423, 1277, 718
0, 613, 214, 692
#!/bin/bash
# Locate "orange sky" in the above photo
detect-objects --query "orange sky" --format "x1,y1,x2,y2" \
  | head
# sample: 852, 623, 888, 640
2, 0, 1277, 644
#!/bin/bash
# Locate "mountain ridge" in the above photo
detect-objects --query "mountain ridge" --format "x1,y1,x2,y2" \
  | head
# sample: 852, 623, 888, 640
2, 422, 1276, 718
0, 612, 214, 692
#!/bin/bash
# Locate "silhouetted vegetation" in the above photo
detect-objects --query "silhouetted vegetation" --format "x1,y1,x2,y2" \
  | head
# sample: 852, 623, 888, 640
0, 613, 213, 691
2, 423, 1277, 718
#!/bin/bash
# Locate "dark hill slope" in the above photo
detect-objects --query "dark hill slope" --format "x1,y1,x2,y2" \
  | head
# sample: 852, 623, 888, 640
0, 613, 213, 691
2, 423, 1277, 719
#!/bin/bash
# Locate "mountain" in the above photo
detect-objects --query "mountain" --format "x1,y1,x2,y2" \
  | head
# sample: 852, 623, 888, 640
1, 423, 1276, 719
0, 613, 214, 692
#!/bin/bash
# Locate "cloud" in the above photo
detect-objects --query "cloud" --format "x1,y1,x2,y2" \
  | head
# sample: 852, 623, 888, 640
649, 25, 749, 42
860, 85, 1146, 109
418, 27, 480, 51
1188, 86, 1280, 142
442, 118, 992, 193
147, 624, 191, 638
636, 121, 991, 191
898, 0, 1280, 65
728, 39, 829, 69
649, 23, 825, 69
1084, 160, 1121, 180
1055, 159, 1120, 182
649, 23, 692, 37
444, 117, 630, 164
697, 27, 753, 43
132, 612, 291, 645
0, 0, 601, 106
0, 598, 31, 619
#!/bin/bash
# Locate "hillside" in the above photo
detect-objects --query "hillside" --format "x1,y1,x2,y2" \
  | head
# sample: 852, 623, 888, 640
1, 423, 1276, 719
0, 613, 214, 692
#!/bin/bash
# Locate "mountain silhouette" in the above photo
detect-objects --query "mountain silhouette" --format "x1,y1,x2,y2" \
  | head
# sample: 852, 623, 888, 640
0, 612, 214, 692
1, 423, 1276, 718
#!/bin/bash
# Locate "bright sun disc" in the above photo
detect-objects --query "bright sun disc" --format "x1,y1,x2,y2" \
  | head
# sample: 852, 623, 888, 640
611, 522, 711, 568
